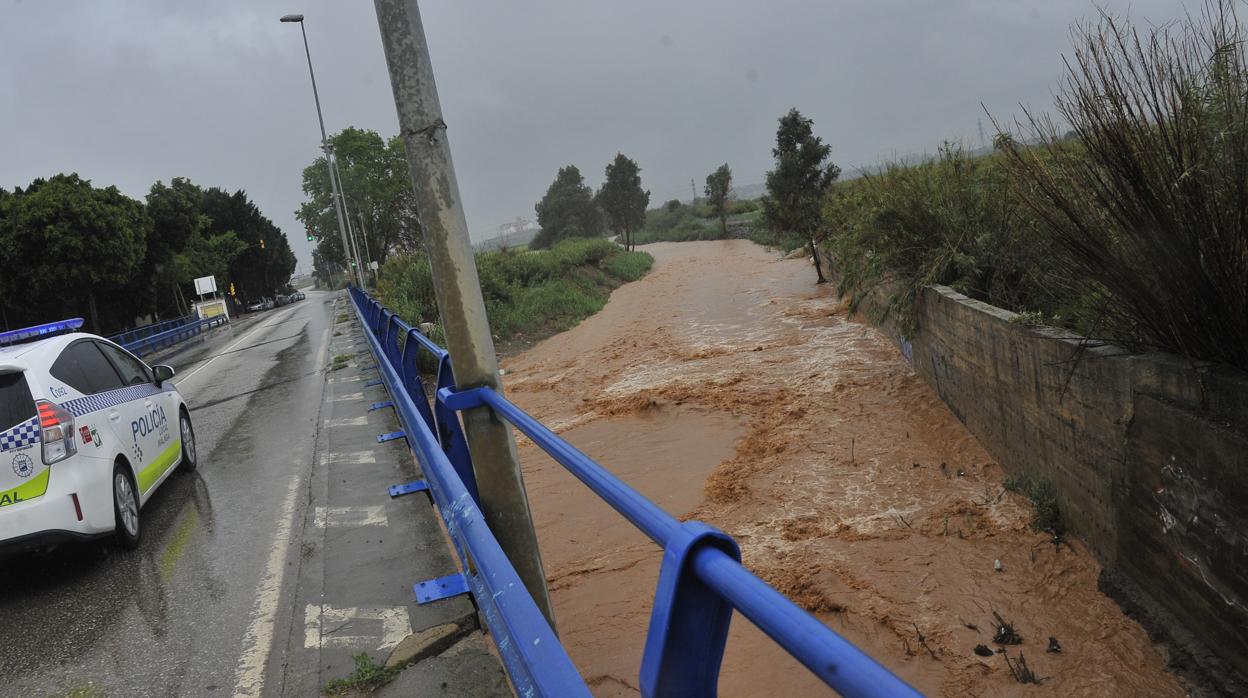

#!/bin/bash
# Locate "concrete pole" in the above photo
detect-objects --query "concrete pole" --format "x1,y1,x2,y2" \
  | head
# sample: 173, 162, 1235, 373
372, 0, 556, 628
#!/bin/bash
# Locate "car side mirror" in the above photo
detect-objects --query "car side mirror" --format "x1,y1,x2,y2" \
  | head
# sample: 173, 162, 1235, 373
153, 365, 175, 386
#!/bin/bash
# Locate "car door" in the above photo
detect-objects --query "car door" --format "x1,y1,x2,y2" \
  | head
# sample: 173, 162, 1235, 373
95, 342, 176, 498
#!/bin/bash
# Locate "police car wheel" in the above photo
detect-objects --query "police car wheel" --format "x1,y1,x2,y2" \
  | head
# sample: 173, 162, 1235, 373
113, 463, 141, 550
179, 409, 197, 472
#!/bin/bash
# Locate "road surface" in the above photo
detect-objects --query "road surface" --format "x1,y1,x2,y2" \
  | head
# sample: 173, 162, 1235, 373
0, 295, 332, 697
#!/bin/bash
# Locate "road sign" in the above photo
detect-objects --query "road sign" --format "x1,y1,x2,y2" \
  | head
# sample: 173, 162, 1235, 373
193, 275, 218, 296
369, 260, 379, 270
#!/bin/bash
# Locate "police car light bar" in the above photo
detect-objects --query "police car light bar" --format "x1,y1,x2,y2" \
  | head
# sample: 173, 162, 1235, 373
0, 318, 85, 347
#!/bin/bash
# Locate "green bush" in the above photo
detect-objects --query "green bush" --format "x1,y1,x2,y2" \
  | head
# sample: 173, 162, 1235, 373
822, 145, 1061, 334
378, 238, 653, 346
603, 250, 654, 281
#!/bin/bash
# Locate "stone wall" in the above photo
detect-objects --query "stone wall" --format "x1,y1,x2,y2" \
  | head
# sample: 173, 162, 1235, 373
822, 250, 1248, 686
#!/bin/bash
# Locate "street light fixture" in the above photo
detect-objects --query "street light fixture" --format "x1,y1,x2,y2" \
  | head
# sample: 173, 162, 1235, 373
279, 13, 359, 286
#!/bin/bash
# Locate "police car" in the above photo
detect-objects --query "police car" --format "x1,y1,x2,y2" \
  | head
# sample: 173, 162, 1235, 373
0, 319, 195, 552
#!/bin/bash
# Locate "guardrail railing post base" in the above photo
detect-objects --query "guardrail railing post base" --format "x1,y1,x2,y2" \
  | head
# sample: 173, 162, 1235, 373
640, 521, 741, 698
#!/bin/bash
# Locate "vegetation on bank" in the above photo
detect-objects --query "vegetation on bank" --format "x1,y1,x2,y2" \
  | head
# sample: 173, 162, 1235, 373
821, 1, 1248, 371
377, 237, 653, 347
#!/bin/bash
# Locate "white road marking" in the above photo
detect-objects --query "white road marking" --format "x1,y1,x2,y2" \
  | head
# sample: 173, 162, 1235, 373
177, 306, 300, 386
328, 416, 369, 427
313, 505, 389, 528
329, 451, 377, 465
230, 325, 331, 698
329, 392, 364, 402
303, 604, 411, 651
328, 375, 364, 384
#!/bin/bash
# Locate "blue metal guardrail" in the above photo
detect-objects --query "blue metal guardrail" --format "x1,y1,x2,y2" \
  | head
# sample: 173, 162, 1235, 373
347, 285, 922, 698
119, 314, 228, 358
108, 315, 194, 347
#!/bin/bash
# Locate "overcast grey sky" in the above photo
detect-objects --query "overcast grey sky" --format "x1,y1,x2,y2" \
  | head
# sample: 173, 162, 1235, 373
1, 0, 1187, 273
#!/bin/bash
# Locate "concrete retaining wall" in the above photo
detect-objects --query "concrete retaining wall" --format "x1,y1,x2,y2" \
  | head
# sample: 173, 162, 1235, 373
821, 250, 1248, 686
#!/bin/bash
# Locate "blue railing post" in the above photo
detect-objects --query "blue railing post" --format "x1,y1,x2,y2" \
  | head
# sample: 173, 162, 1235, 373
434, 355, 479, 505
400, 328, 438, 432
640, 522, 741, 697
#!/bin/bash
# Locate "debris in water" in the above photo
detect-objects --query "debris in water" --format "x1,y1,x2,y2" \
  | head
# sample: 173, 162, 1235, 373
994, 559, 1004, 573
1003, 650, 1046, 684
974, 644, 994, 657
939, 462, 948, 476
957, 468, 966, 477
912, 462, 921, 468
991, 611, 1023, 645
912, 623, 938, 660
1047, 636, 1062, 654
964, 623, 979, 632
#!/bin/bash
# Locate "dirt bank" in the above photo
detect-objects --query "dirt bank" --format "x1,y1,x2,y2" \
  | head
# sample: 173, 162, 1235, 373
503, 240, 1185, 697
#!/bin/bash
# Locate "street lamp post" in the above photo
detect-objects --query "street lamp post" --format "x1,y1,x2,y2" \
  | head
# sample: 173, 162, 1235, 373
280, 13, 357, 287
330, 153, 368, 283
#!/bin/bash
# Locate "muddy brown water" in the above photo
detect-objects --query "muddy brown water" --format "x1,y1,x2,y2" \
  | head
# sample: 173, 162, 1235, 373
502, 240, 1185, 697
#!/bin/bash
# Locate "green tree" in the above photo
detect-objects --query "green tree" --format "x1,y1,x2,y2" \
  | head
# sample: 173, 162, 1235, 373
596, 153, 650, 251
532, 165, 603, 249
704, 164, 733, 236
762, 108, 841, 283
139, 177, 211, 317
0, 174, 150, 331
297, 128, 418, 272
202, 188, 295, 301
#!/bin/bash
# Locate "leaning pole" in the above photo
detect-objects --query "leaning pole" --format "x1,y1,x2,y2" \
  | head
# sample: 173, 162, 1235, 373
372, 0, 556, 629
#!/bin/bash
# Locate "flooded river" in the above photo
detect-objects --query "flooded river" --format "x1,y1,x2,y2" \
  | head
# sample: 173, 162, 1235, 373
503, 240, 1185, 697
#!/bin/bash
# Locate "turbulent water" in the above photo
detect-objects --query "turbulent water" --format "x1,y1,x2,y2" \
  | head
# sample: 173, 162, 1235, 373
503, 240, 1184, 697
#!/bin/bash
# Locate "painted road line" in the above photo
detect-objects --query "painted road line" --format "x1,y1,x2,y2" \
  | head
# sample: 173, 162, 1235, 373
231, 324, 331, 698
328, 375, 364, 384
313, 505, 389, 528
328, 416, 369, 428
329, 392, 364, 402
302, 605, 411, 651
176, 306, 299, 386
329, 451, 377, 465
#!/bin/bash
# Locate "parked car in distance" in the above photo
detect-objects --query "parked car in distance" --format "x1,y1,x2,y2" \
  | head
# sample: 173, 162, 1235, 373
274, 295, 289, 307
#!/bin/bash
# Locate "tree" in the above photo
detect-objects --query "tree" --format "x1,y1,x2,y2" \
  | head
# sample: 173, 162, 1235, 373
704, 164, 733, 236
297, 128, 419, 272
202, 188, 295, 301
139, 177, 211, 318
596, 153, 650, 251
762, 109, 841, 283
0, 174, 150, 331
532, 165, 603, 249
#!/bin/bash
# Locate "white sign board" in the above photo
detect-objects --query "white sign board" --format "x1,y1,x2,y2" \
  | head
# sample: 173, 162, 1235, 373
368, 261, 379, 270
194, 275, 218, 296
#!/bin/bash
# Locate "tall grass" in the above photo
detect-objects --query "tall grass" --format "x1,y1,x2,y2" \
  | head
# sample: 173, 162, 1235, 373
823, 146, 1059, 334
377, 237, 653, 345
999, 0, 1248, 368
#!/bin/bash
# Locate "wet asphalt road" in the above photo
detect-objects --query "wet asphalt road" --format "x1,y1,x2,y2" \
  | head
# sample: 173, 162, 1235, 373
0, 292, 333, 697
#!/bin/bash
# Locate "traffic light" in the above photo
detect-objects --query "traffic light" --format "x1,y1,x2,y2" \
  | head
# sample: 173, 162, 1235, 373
350, 260, 357, 268
229, 283, 236, 296
259, 239, 266, 249
306, 231, 315, 242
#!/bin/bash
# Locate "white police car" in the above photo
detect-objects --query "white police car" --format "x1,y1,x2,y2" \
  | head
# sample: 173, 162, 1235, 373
0, 319, 195, 552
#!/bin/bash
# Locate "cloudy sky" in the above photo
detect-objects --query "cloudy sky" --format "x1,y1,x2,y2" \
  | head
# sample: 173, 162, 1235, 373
1, 0, 1188, 273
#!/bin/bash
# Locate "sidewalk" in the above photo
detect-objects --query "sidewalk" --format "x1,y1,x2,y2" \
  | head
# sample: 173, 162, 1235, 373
280, 292, 509, 696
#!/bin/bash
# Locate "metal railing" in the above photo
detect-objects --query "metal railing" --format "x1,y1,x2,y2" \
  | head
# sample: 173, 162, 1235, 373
120, 314, 227, 358
348, 285, 922, 698
108, 315, 195, 347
